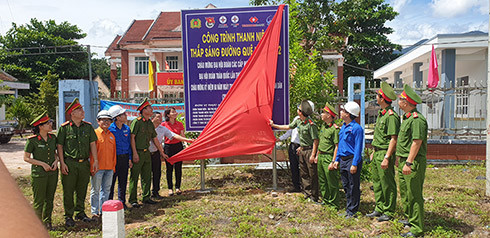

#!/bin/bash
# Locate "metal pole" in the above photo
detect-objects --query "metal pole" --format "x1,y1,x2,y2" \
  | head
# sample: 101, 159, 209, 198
87, 45, 93, 81
200, 159, 206, 191
272, 131, 277, 190
486, 3, 490, 196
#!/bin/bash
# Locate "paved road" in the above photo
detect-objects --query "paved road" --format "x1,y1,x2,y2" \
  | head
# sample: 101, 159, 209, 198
0, 140, 30, 178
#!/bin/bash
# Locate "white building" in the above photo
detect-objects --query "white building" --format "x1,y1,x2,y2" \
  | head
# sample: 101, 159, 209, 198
374, 31, 487, 138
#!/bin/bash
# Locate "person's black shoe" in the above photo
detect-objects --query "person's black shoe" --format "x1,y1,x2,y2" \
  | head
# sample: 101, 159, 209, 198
366, 211, 382, 218
75, 214, 94, 222
143, 199, 157, 205
151, 193, 165, 199
131, 202, 141, 208
401, 231, 416, 237
288, 188, 302, 193
123, 204, 128, 210
399, 219, 410, 226
45, 222, 53, 230
377, 214, 392, 222
65, 217, 75, 227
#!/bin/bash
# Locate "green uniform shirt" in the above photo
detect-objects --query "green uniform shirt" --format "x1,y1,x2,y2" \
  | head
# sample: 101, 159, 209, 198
318, 123, 339, 154
289, 117, 318, 147
396, 109, 427, 158
372, 106, 400, 149
57, 121, 97, 159
130, 117, 157, 150
25, 133, 58, 177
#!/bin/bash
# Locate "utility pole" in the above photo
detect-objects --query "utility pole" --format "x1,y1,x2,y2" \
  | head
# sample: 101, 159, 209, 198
486, 1, 490, 197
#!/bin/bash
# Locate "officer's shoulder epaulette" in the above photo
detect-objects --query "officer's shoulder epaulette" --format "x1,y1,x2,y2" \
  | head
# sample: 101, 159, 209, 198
388, 109, 394, 115
82, 120, 92, 125
413, 112, 418, 118
61, 121, 70, 126
333, 124, 339, 129
308, 119, 314, 125
27, 134, 37, 139
137, 117, 142, 121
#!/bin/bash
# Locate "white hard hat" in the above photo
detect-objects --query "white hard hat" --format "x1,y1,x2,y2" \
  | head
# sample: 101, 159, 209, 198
108, 105, 126, 118
97, 110, 112, 119
343, 101, 360, 117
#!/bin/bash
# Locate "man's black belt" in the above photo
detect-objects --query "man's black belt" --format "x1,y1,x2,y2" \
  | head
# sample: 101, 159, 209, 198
150, 151, 159, 156
117, 154, 130, 159
136, 148, 148, 152
301, 146, 313, 150
341, 155, 354, 161
373, 146, 387, 152
318, 150, 328, 154
290, 142, 300, 146
66, 157, 87, 163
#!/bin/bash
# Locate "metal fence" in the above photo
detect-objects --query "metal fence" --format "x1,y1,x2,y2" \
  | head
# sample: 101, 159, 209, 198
363, 84, 487, 140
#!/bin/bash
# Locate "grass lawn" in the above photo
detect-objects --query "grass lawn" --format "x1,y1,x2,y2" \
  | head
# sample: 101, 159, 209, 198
16, 163, 489, 237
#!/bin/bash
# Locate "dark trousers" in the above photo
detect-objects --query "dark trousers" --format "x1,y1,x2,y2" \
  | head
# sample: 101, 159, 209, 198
340, 157, 362, 216
109, 154, 129, 204
150, 151, 162, 194
299, 149, 319, 201
288, 142, 301, 190
164, 143, 183, 189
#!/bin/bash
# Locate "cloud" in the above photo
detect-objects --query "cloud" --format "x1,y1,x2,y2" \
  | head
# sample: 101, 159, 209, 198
431, 0, 487, 18
390, 0, 412, 12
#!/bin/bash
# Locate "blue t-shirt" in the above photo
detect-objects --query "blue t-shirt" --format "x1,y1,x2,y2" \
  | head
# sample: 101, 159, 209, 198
336, 120, 364, 166
108, 122, 132, 160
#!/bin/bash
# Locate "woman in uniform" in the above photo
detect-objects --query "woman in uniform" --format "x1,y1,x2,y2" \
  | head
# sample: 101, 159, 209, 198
24, 112, 58, 229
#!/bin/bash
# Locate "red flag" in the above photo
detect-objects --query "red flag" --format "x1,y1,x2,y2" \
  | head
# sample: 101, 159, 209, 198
428, 45, 439, 88
168, 5, 285, 164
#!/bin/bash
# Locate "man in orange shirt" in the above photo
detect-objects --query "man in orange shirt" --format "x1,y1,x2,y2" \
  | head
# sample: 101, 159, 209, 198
90, 110, 116, 219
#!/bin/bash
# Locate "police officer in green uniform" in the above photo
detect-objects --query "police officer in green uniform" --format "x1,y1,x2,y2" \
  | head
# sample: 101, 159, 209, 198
397, 84, 427, 237
57, 98, 98, 227
315, 102, 340, 208
129, 98, 167, 207
24, 112, 58, 229
271, 100, 320, 202
366, 82, 400, 222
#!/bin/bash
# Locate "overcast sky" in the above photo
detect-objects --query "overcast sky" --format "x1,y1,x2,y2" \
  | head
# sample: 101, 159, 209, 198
0, 0, 488, 57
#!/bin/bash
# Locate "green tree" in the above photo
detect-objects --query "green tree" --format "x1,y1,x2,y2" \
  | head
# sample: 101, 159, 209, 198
333, 0, 400, 81
7, 97, 33, 130
92, 58, 111, 88
27, 71, 59, 125
0, 18, 88, 94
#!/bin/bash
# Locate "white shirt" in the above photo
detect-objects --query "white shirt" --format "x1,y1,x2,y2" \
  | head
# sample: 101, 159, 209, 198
278, 116, 300, 144
149, 125, 177, 152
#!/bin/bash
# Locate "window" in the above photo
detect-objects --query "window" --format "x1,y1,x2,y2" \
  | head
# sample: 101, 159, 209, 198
166, 56, 178, 70
456, 76, 469, 116
134, 92, 149, 99
135, 57, 149, 75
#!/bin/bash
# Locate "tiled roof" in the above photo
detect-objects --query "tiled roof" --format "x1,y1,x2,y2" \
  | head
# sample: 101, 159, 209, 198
118, 20, 154, 45
144, 12, 181, 40
0, 70, 17, 82
105, 35, 121, 54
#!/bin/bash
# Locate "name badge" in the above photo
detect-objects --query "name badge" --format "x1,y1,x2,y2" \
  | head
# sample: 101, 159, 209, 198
38, 145, 45, 148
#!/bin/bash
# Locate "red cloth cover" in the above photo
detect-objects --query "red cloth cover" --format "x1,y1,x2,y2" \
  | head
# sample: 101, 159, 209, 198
168, 5, 285, 164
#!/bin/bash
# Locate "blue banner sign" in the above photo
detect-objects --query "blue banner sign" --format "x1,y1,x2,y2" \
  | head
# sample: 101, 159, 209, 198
182, 5, 289, 131
100, 100, 184, 121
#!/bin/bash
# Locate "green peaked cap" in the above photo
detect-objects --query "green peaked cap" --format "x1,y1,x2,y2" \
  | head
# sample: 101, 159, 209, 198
379, 82, 397, 101
323, 102, 338, 116
137, 98, 151, 111
30, 111, 50, 126
402, 84, 422, 104
65, 98, 82, 114
299, 100, 313, 117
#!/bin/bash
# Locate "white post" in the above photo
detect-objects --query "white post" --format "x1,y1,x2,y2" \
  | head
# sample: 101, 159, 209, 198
102, 200, 125, 238
273, 131, 277, 190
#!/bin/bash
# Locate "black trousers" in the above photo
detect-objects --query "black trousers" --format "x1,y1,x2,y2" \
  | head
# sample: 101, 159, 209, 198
340, 157, 362, 216
150, 151, 162, 194
288, 142, 301, 190
109, 154, 130, 203
164, 142, 183, 189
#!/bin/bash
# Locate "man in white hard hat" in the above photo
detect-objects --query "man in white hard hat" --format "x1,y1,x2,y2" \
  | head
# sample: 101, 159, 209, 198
107, 105, 132, 209
333, 101, 364, 218
270, 100, 320, 202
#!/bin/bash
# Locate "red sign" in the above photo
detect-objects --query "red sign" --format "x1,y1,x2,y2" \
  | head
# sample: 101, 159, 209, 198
157, 72, 184, 86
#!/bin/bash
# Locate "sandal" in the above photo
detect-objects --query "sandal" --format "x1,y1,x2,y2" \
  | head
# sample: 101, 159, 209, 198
176, 189, 182, 195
